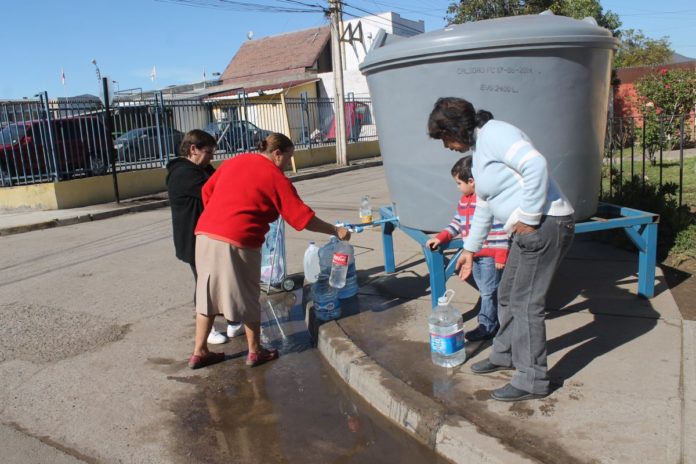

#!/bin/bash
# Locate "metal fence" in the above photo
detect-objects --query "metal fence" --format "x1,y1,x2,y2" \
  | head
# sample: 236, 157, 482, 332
0, 93, 378, 187
0, 94, 110, 186
603, 113, 696, 207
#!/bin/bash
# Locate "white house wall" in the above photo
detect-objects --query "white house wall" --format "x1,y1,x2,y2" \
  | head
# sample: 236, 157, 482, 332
317, 11, 424, 100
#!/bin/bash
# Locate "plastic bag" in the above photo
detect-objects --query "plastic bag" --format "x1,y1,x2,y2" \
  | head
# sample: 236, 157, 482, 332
260, 218, 286, 286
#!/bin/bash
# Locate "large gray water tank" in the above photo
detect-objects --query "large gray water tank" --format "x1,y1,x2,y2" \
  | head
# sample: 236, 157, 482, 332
360, 12, 618, 231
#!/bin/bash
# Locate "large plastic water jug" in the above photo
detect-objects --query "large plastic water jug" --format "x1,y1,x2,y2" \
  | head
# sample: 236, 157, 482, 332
303, 241, 320, 284
313, 238, 341, 321
429, 290, 466, 368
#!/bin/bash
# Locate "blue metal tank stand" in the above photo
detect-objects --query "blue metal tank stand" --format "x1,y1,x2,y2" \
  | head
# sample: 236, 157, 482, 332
379, 203, 659, 308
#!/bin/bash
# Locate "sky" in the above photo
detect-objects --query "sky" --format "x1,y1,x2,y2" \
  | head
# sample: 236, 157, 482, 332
0, 0, 694, 100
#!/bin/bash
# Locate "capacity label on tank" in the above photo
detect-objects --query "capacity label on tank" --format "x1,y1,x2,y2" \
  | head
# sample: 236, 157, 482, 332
332, 253, 349, 266
430, 331, 465, 355
479, 84, 519, 93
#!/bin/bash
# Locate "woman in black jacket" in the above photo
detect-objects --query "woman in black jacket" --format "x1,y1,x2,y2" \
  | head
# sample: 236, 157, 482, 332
166, 129, 243, 344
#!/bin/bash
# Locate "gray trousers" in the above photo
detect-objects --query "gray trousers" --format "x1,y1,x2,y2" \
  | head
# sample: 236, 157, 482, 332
488, 214, 575, 394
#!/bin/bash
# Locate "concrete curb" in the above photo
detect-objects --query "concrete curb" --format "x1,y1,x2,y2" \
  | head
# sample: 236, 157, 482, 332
0, 159, 383, 237
287, 159, 383, 182
317, 321, 539, 464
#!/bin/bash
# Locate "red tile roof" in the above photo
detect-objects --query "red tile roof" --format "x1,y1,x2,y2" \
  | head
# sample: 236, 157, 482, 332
220, 27, 331, 85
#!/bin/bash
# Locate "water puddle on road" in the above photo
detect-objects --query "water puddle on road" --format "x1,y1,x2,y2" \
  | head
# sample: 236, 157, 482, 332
168, 289, 448, 464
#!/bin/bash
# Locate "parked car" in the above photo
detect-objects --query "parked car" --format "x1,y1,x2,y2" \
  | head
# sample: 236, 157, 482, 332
114, 126, 183, 163
0, 116, 109, 186
204, 120, 272, 153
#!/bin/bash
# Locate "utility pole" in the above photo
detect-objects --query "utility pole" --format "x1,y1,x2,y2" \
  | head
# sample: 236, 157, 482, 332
329, 0, 348, 166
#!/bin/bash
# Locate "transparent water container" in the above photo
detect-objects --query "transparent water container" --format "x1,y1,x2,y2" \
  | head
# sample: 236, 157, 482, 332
429, 289, 466, 368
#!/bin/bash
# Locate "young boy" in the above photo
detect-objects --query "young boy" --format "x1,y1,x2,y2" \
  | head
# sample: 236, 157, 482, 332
426, 156, 509, 342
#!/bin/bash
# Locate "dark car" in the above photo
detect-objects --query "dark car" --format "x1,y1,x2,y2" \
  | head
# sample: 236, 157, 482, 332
114, 126, 183, 163
0, 116, 109, 186
204, 120, 272, 153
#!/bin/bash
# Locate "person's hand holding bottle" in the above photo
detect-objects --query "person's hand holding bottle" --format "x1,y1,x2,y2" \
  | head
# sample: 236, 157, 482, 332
335, 225, 351, 241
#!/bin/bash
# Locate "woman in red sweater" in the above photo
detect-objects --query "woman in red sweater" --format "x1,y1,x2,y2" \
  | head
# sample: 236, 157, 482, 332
189, 133, 350, 369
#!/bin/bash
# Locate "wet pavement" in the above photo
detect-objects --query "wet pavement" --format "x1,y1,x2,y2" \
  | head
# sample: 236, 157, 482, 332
317, 233, 690, 463
1, 164, 694, 463
0, 202, 447, 464
166, 290, 447, 464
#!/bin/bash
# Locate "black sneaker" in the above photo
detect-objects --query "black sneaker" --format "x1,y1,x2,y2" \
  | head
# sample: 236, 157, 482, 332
465, 326, 497, 342
470, 359, 513, 374
490, 383, 547, 402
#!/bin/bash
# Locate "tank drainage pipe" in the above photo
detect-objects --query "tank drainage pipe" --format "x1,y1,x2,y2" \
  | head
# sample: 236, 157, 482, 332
336, 217, 399, 234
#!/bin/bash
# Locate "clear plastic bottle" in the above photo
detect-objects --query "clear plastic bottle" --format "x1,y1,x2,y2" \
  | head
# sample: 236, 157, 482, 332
313, 238, 341, 320
359, 195, 373, 224
329, 240, 352, 289
303, 241, 321, 284
429, 289, 466, 368
337, 247, 358, 299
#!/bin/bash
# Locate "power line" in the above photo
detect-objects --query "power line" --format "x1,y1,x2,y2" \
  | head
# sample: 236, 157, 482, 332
357, 0, 446, 20
158, 0, 429, 39
156, 0, 324, 14
277, 0, 327, 10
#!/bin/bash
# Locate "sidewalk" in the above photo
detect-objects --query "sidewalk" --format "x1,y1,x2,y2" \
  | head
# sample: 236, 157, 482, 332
316, 231, 695, 463
0, 158, 382, 236
2, 162, 693, 463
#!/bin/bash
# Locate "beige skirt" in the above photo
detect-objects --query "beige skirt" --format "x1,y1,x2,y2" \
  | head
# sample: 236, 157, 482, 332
195, 234, 261, 323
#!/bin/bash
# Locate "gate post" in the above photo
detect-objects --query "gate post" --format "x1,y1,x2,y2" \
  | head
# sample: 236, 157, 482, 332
102, 77, 120, 203
154, 92, 166, 164
40, 91, 60, 181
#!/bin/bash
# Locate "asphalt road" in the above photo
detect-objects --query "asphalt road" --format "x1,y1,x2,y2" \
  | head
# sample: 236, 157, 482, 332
0, 167, 446, 463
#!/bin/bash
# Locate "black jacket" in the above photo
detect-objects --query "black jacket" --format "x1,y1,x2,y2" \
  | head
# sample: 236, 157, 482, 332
165, 157, 215, 265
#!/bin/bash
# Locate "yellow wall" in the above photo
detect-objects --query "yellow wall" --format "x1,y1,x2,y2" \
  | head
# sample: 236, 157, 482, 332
284, 82, 318, 99
0, 169, 168, 210
291, 140, 380, 169
0, 140, 380, 211
0, 182, 60, 210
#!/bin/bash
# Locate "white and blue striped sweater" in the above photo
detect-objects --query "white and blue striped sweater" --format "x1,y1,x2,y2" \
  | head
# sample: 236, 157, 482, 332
463, 120, 574, 254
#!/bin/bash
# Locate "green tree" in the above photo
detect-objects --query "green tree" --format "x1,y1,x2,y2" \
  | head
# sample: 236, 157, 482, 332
633, 68, 696, 162
445, 0, 620, 35
549, 0, 620, 34
445, 0, 533, 23
614, 29, 673, 68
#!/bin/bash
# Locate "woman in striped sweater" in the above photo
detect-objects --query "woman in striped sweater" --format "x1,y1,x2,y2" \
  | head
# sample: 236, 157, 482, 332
426, 156, 509, 342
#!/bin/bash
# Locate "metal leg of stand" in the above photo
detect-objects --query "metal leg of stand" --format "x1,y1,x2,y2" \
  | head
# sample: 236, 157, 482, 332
380, 210, 396, 274
423, 247, 446, 307
637, 222, 658, 298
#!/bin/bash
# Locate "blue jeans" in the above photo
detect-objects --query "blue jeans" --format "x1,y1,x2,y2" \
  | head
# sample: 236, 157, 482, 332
472, 256, 502, 334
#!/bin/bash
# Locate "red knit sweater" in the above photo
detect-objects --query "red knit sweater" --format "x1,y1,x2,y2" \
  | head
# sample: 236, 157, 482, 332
195, 153, 315, 248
